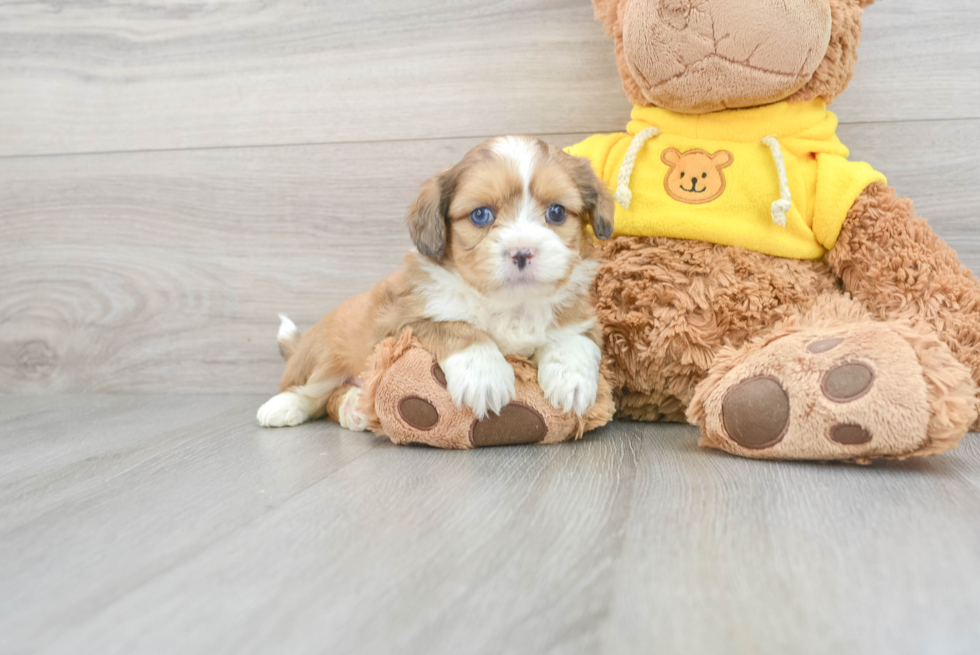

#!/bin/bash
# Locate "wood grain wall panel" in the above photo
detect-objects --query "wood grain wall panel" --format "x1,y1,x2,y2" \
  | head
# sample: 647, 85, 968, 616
1, 0, 977, 157
1, 121, 977, 394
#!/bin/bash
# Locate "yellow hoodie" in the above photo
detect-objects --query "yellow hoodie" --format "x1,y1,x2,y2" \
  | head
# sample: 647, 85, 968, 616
566, 100, 886, 260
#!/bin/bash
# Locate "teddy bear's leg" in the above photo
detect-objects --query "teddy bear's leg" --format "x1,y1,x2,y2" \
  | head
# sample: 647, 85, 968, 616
688, 295, 978, 462
593, 236, 840, 423
356, 333, 615, 449
827, 183, 980, 430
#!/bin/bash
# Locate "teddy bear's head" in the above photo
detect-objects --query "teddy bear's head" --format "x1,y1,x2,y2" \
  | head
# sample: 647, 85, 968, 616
593, 0, 877, 114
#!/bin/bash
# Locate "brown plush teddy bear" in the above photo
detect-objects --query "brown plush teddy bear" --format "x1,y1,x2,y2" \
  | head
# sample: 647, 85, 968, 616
358, 0, 980, 461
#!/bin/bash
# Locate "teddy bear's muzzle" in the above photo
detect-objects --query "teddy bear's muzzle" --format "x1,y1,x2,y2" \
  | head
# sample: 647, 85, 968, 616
621, 0, 833, 114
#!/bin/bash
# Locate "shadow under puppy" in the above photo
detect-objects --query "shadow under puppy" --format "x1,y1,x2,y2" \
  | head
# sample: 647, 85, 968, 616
257, 136, 615, 430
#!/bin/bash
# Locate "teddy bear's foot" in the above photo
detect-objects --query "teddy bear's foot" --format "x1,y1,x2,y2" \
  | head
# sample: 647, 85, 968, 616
689, 321, 978, 462
371, 346, 569, 449
356, 332, 614, 449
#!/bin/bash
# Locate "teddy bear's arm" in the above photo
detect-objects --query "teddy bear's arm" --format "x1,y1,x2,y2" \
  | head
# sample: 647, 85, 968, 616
827, 182, 980, 428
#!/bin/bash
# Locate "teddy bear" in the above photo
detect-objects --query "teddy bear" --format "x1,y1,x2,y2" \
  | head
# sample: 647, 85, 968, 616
354, 0, 980, 461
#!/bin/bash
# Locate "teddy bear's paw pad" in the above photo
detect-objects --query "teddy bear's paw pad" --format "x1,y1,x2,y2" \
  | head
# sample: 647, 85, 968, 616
721, 376, 790, 449
431, 364, 447, 388
829, 423, 873, 445
470, 402, 548, 448
822, 362, 875, 402
699, 324, 936, 461
397, 396, 440, 431
806, 337, 844, 354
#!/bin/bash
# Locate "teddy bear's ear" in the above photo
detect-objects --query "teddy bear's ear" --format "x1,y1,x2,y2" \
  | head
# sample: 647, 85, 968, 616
661, 149, 682, 167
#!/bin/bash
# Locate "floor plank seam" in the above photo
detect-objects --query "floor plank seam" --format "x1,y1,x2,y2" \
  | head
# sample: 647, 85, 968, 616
2, 115, 979, 161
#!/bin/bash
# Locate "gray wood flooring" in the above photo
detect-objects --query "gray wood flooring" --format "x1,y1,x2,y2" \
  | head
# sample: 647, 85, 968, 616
2, 0, 980, 652
2, 395, 979, 655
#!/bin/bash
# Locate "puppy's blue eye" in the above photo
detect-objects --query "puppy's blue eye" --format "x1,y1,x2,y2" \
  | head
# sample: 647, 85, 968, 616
470, 207, 494, 226
546, 204, 567, 225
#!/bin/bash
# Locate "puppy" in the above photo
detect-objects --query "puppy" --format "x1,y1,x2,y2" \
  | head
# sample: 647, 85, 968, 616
257, 136, 615, 430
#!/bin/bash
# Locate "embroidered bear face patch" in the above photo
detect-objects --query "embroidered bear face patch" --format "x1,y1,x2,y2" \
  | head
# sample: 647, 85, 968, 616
661, 148, 734, 205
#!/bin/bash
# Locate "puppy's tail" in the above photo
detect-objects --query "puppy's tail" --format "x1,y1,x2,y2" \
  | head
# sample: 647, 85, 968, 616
276, 314, 301, 361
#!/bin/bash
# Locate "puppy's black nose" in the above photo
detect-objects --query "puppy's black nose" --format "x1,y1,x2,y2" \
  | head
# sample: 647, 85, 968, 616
511, 249, 534, 271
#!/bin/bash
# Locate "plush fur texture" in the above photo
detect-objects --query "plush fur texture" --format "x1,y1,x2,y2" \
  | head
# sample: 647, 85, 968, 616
594, 236, 840, 422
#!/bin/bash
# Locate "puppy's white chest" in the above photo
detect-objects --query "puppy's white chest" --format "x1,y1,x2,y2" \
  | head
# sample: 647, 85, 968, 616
480, 304, 553, 357
417, 261, 569, 357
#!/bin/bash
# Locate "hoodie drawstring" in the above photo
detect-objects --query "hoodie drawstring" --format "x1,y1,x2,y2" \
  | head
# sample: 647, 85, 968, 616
761, 136, 792, 227
614, 128, 793, 227
614, 126, 660, 210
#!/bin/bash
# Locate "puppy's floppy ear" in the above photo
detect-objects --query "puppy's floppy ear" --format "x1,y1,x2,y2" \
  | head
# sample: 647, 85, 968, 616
589, 181, 616, 241
567, 153, 615, 241
406, 168, 458, 259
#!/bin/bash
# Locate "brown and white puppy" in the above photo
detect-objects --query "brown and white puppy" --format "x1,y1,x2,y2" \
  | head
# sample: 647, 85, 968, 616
257, 136, 614, 429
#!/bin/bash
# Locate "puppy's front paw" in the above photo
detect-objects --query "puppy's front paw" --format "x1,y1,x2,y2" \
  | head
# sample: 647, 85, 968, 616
257, 392, 311, 428
441, 343, 516, 419
537, 338, 601, 416
338, 387, 368, 432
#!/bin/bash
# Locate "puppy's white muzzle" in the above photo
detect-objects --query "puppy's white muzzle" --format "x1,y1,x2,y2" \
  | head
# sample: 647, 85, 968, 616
493, 222, 571, 287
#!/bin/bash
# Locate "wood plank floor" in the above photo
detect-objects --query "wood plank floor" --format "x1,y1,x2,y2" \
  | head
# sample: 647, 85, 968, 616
1, 395, 979, 655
